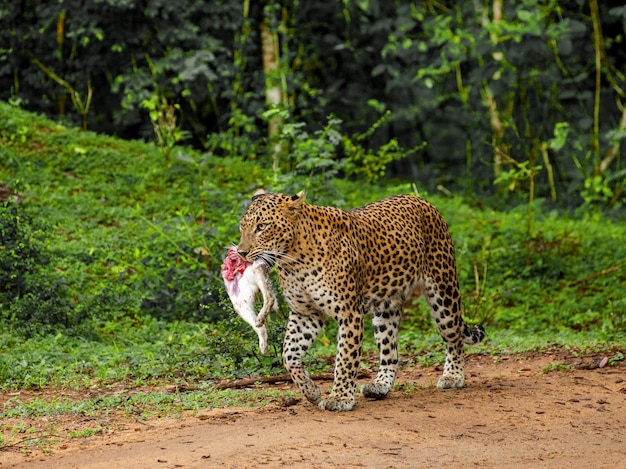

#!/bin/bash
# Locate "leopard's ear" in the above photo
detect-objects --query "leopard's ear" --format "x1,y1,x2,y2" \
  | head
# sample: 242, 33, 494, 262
287, 190, 305, 215
251, 188, 266, 201
292, 190, 305, 202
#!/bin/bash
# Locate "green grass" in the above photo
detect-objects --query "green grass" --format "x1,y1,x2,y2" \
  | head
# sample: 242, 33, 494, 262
0, 385, 298, 452
68, 428, 102, 439
1, 100, 625, 423
1, 387, 298, 420
542, 362, 574, 373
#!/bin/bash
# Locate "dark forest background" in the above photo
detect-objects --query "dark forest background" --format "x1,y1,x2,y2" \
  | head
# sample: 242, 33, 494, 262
2, 0, 625, 206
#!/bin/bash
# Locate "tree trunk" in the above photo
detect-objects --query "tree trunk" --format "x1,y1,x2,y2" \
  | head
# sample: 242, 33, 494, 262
261, 16, 285, 172
477, 0, 511, 184
588, 0, 602, 159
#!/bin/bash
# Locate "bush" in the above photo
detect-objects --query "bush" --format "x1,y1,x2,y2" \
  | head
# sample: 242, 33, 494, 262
0, 201, 141, 337
0, 201, 48, 301
0, 201, 75, 335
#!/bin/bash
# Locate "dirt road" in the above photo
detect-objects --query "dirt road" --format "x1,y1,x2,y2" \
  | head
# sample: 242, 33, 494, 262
2, 351, 625, 468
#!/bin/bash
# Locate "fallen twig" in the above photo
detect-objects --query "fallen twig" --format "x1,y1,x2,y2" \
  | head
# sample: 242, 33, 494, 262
214, 370, 372, 391
0, 434, 57, 451
565, 263, 624, 287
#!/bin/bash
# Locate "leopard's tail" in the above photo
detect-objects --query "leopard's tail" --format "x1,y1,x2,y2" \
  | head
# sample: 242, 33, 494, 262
462, 323, 486, 345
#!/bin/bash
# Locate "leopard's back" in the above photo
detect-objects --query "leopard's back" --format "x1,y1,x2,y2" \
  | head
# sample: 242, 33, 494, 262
347, 195, 458, 312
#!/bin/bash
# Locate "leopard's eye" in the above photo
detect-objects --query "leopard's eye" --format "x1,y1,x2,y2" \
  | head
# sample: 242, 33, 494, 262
255, 223, 267, 233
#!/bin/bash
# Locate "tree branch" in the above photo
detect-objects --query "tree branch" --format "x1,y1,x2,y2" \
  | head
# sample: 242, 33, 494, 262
214, 370, 372, 390
565, 263, 624, 287
598, 97, 626, 175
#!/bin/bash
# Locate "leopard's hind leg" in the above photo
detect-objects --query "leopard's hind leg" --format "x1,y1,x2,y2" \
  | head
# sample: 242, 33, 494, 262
423, 277, 468, 389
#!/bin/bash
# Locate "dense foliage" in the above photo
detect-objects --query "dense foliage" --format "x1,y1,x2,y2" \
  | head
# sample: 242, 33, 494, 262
1, 0, 625, 206
0, 103, 624, 392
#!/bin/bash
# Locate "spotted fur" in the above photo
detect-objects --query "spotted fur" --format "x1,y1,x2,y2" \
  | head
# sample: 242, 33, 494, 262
236, 191, 485, 411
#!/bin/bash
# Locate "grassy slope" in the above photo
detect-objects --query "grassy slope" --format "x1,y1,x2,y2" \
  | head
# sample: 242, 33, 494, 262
1, 101, 625, 411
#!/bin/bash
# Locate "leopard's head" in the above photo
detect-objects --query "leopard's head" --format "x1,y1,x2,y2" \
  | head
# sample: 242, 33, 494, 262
236, 190, 305, 268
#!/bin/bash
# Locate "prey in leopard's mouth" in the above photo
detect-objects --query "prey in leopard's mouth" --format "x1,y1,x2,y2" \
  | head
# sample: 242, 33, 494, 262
221, 247, 278, 355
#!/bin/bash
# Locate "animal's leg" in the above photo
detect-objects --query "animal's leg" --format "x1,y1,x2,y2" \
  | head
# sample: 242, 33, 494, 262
361, 308, 401, 399
423, 278, 466, 388
282, 312, 324, 405
438, 340, 465, 388
318, 312, 364, 411
252, 263, 277, 328
255, 297, 274, 328
255, 326, 269, 356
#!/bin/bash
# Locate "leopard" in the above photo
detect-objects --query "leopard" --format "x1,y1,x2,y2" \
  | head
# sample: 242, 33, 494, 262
236, 190, 485, 411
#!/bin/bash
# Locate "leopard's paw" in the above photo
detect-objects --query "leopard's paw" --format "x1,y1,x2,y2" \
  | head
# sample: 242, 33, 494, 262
361, 383, 390, 400
318, 396, 355, 411
437, 374, 465, 389
304, 387, 322, 405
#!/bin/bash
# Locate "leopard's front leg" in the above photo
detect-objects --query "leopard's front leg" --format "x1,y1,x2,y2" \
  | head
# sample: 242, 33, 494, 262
318, 312, 364, 411
282, 312, 324, 405
361, 308, 401, 399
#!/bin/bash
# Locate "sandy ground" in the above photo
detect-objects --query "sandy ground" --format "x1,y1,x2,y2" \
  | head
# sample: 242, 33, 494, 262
1, 351, 625, 469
